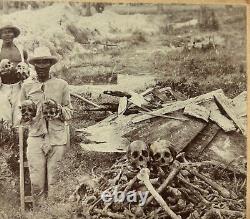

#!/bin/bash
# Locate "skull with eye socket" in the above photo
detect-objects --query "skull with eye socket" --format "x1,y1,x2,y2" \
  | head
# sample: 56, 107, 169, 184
0, 59, 14, 74
16, 62, 30, 81
42, 99, 61, 120
150, 140, 176, 167
127, 140, 150, 170
20, 100, 37, 123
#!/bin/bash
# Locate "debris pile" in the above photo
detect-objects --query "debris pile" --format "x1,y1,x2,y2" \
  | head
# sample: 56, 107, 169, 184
73, 86, 246, 218
69, 141, 246, 218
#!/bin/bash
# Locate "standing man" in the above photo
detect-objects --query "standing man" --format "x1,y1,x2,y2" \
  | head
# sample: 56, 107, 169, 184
0, 24, 28, 126
20, 46, 72, 207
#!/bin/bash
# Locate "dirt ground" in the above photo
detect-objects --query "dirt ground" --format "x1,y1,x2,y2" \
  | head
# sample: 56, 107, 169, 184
0, 3, 247, 219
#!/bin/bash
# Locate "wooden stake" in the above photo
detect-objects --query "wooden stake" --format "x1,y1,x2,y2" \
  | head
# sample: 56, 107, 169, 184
19, 125, 25, 212
70, 92, 102, 108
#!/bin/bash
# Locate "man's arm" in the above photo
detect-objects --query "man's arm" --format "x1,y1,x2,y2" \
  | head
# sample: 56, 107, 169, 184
60, 82, 73, 121
19, 85, 28, 105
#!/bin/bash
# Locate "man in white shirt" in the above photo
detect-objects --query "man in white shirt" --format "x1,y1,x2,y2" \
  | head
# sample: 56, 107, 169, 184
20, 46, 72, 207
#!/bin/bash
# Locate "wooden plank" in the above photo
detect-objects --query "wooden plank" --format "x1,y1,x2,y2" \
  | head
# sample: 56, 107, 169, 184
152, 88, 169, 102
129, 91, 148, 107
232, 91, 247, 117
103, 90, 131, 98
132, 89, 223, 124
140, 87, 154, 96
70, 92, 102, 108
214, 93, 246, 136
124, 113, 207, 154
183, 104, 210, 122
204, 101, 236, 132
118, 97, 128, 116
171, 119, 207, 153
186, 123, 220, 158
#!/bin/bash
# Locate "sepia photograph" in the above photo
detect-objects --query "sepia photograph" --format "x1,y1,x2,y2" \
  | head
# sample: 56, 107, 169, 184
0, 1, 247, 218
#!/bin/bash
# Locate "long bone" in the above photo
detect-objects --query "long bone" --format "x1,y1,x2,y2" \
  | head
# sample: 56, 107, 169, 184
137, 168, 181, 219
188, 169, 231, 198
145, 160, 182, 206
180, 155, 231, 198
177, 174, 209, 196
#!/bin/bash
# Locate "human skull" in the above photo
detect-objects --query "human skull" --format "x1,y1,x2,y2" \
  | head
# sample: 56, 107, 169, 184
127, 140, 150, 169
16, 62, 30, 80
42, 99, 60, 120
150, 140, 176, 167
21, 100, 37, 122
0, 59, 14, 74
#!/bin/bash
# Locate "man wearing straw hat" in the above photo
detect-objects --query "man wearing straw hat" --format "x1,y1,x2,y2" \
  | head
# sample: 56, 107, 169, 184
20, 46, 72, 207
0, 24, 28, 126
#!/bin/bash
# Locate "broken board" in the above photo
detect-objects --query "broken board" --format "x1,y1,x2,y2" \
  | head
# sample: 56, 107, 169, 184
202, 101, 236, 132
132, 89, 223, 123
124, 111, 207, 153
214, 93, 246, 136
185, 123, 220, 159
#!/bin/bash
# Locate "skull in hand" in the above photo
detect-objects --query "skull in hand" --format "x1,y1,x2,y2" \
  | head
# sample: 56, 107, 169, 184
0, 59, 14, 74
20, 100, 37, 123
16, 62, 30, 81
42, 99, 61, 120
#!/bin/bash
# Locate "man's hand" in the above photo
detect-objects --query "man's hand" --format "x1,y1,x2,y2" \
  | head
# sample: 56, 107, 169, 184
0, 59, 14, 75
42, 99, 62, 120
20, 100, 37, 123
16, 62, 30, 81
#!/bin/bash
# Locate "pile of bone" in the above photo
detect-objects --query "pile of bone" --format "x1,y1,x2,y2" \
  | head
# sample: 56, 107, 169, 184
69, 140, 246, 219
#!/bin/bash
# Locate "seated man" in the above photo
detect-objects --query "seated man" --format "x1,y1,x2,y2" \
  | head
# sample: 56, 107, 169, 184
20, 46, 72, 207
0, 24, 28, 126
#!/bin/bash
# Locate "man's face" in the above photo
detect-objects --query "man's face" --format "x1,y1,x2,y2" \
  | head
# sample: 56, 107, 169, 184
1, 28, 15, 43
34, 59, 51, 80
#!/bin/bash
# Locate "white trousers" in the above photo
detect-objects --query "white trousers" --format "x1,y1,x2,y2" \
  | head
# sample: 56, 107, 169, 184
27, 136, 66, 205
0, 83, 21, 127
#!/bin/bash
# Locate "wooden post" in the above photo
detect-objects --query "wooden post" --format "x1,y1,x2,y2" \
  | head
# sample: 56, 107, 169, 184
19, 125, 25, 212
65, 121, 70, 149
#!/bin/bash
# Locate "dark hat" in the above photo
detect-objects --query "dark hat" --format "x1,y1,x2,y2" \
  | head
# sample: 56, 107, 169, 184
0, 25, 20, 39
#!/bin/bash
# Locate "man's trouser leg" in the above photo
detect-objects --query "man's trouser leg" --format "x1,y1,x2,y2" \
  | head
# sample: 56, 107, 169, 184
26, 137, 46, 208
0, 85, 12, 124
47, 145, 66, 198
10, 83, 22, 127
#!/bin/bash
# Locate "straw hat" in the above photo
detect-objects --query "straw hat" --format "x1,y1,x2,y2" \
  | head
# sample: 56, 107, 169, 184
29, 47, 58, 66
0, 24, 20, 39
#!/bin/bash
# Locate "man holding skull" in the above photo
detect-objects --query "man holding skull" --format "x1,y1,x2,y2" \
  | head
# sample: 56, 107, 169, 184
20, 46, 72, 206
0, 24, 29, 126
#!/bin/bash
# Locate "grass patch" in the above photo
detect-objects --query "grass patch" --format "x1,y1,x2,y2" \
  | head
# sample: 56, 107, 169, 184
152, 48, 246, 98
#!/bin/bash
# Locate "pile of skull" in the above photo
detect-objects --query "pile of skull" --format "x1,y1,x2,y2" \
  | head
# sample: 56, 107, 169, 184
20, 99, 62, 123
69, 140, 245, 219
0, 59, 30, 81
